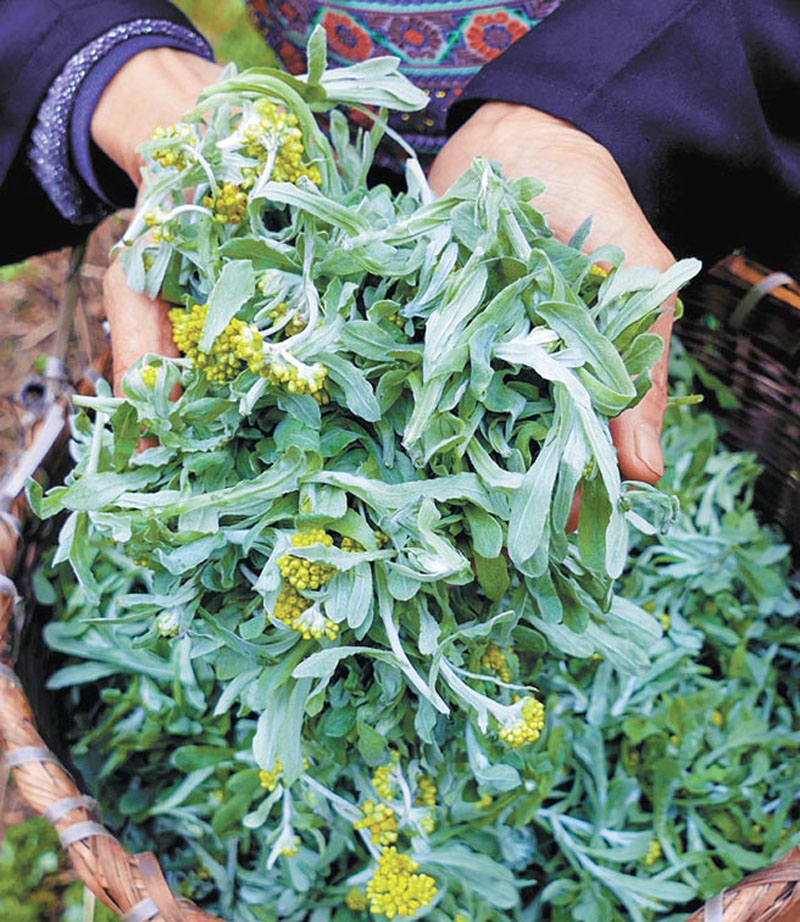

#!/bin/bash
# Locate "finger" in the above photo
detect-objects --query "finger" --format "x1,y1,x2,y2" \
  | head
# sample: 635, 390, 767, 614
609, 306, 674, 483
103, 258, 178, 397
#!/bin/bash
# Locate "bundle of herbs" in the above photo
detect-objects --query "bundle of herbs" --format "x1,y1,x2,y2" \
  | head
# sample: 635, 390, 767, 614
30, 31, 799, 922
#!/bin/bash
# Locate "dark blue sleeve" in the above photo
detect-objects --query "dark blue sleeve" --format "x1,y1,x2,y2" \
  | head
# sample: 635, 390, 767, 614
0, 0, 209, 263
447, 0, 800, 277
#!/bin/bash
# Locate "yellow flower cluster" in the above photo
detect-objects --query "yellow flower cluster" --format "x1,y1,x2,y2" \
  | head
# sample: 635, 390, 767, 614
169, 303, 263, 385
203, 182, 249, 225
141, 365, 158, 389
711, 709, 724, 727
366, 848, 437, 919
150, 123, 194, 170
144, 207, 174, 243
644, 838, 662, 866
372, 752, 399, 799
476, 793, 493, 810
274, 530, 339, 639
341, 532, 388, 553
273, 584, 339, 641
355, 800, 399, 846
498, 695, 546, 749
241, 99, 322, 186
278, 529, 336, 590
257, 352, 329, 402
661, 612, 671, 631
419, 813, 436, 834
268, 300, 307, 337
481, 643, 512, 683
414, 776, 437, 807
259, 759, 283, 792
169, 303, 329, 396
346, 888, 368, 912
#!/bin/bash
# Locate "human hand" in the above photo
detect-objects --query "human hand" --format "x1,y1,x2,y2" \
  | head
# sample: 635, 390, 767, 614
91, 49, 223, 395
429, 102, 675, 491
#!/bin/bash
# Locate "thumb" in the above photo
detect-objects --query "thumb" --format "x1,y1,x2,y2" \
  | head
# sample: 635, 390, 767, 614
609, 308, 673, 484
103, 258, 178, 397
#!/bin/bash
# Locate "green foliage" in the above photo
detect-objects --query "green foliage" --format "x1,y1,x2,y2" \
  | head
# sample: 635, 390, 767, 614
0, 816, 88, 921
33, 36, 799, 922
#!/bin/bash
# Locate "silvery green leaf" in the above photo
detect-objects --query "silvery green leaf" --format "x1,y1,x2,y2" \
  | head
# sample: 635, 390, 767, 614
147, 768, 216, 816
317, 56, 429, 111
578, 475, 611, 575
220, 237, 299, 271
386, 567, 421, 601
418, 606, 441, 656
292, 645, 401, 679
305, 24, 327, 87
423, 254, 488, 379
58, 469, 160, 512
550, 425, 587, 539
602, 258, 702, 342
466, 724, 521, 792
327, 563, 372, 629
424, 847, 519, 909
198, 260, 255, 353
535, 300, 636, 405
143, 242, 173, 299
622, 332, 665, 377
467, 439, 524, 490
259, 181, 371, 235
321, 353, 381, 421
465, 504, 504, 558
311, 469, 493, 510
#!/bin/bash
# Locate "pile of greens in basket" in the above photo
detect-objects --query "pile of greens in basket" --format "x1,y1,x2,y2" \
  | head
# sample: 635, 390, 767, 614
31, 30, 799, 922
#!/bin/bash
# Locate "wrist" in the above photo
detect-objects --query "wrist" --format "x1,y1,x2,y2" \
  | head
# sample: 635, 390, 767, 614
90, 47, 222, 186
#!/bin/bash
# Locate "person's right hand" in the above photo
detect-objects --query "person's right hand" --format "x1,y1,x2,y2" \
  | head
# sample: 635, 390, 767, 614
91, 48, 223, 395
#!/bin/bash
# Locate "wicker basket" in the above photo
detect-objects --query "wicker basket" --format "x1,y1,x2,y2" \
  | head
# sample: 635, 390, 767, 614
679, 253, 800, 551
1, 254, 799, 922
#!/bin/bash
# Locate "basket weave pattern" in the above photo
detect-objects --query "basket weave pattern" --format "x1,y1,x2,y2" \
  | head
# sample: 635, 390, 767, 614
680, 254, 800, 549
0, 435, 222, 922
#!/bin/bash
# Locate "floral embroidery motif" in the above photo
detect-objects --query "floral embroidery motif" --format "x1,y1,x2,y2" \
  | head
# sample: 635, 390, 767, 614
245, 0, 565, 164
321, 10, 373, 61
386, 16, 445, 60
465, 11, 530, 60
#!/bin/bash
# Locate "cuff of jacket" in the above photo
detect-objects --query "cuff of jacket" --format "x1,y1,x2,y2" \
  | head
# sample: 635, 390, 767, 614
29, 22, 212, 226
71, 30, 214, 218
1, 0, 205, 183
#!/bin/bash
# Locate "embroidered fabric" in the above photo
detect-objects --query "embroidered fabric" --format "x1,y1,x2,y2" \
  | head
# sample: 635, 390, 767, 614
246, 0, 565, 169
28, 19, 211, 224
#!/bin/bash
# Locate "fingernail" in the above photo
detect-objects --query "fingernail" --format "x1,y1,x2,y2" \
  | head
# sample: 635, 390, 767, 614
633, 422, 664, 480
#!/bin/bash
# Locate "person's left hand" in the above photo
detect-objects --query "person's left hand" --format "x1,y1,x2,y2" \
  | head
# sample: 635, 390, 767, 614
429, 101, 676, 503
91, 48, 224, 395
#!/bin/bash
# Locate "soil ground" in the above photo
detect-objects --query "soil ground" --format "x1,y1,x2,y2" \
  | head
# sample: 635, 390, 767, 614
0, 216, 124, 475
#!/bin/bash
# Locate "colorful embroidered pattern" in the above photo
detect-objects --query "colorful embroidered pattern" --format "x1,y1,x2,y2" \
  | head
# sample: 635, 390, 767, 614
246, 0, 565, 163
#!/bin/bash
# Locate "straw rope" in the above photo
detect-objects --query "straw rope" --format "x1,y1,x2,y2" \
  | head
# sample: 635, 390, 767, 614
0, 422, 223, 922
685, 847, 800, 922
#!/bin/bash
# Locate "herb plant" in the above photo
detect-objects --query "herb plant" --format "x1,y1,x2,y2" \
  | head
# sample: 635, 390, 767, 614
31, 31, 799, 922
